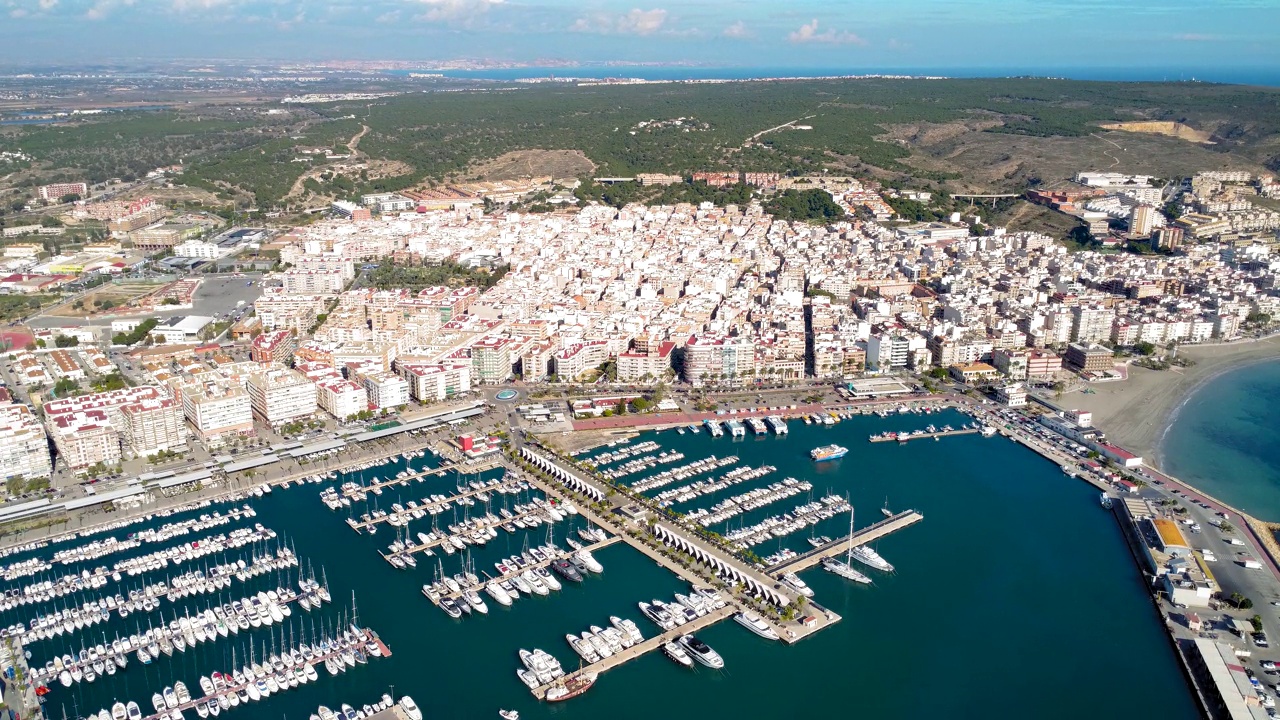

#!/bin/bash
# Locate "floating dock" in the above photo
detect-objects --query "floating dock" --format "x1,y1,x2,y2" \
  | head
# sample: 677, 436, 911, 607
870, 428, 979, 443
530, 606, 735, 699
424, 535, 621, 607
345, 479, 522, 533
339, 458, 502, 499
137, 631, 388, 720
766, 510, 924, 576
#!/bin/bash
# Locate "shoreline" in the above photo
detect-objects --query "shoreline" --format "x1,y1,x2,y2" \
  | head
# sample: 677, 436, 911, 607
1061, 336, 1280, 465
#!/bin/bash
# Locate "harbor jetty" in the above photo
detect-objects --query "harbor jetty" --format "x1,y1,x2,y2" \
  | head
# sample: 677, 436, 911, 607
870, 428, 979, 443
337, 457, 502, 501
530, 606, 735, 699
766, 510, 924, 575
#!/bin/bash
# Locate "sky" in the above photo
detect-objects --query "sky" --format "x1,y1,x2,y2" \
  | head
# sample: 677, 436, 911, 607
0, 0, 1278, 74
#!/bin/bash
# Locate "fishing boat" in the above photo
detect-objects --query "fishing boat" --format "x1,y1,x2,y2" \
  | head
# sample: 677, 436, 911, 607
544, 672, 597, 702
1099, 493, 1114, 510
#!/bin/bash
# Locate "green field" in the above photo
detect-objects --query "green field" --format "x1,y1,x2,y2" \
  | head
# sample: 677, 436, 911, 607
4, 78, 1279, 208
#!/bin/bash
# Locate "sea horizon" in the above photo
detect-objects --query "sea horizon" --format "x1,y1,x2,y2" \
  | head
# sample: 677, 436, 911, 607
418, 65, 1280, 88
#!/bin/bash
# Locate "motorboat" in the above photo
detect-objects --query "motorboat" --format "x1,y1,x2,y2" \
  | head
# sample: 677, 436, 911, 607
678, 634, 724, 669
661, 641, 693, 667
734, 611, 779, 640
781, 572, 814, 597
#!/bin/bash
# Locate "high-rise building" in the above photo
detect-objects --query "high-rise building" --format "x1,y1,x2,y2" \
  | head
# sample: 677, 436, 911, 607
246, 368, 318, 425
0, 403, 52, 482
1129, 204, 1156, 236
119, 396, 187, 458
1070, 305, 1114, 344
48, 411, 121, 473
173, 380, 254, 447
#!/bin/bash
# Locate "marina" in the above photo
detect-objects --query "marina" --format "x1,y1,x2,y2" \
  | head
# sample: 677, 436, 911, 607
0, 404, 1196, 720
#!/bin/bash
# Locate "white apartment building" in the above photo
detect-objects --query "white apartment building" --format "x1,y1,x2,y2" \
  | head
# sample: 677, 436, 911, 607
119, 396, 187, 457
398, 363, 472, 403
48, 412, 121, 473
178, 382, 254, 446
683, 335, 755, 385
282, 268, 347, 296
360, 371, 410, 410
867, 334, 922, 370
173, 240, 224, 259
1071, 305, 1114, 344
315, 376, 368, 420
0, 403, 52, 481
246, 368, 318, 425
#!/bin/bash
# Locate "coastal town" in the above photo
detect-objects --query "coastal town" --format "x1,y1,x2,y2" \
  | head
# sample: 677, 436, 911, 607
1, 161, 1280, 720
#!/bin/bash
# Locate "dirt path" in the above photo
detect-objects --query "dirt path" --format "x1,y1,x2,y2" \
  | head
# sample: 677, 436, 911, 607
745, 114, 815, 147
283, 124, 370, 202
347, 124, 369, 154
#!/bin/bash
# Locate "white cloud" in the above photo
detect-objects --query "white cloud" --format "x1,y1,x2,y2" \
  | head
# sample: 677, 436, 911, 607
571, 7, 667, 36
722, 20, 751, 38
787, 19, 866, 46
1172, 33, 1220, 41
83, 0, 139, 20
171, 0, 233, 11
409, 0, 503, 22
37, 0, 57, 10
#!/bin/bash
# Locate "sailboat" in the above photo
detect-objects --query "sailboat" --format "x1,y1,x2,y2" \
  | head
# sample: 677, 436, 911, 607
822, 506, 872, 584
881, 497, 893, 518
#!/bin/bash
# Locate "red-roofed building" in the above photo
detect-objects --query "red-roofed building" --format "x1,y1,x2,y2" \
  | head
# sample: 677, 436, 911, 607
251, 330, 296, 365
617, 341, 674, 383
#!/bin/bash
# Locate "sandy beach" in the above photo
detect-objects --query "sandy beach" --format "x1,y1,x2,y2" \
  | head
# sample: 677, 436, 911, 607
1061, 336, 1280, 465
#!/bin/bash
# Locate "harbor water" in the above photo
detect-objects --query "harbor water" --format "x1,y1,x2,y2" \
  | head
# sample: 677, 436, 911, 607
1163, 359, 1280, 521
8, 409, 1196, 720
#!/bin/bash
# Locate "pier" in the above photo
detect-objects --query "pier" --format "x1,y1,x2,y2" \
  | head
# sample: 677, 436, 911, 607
343, 477, 518, 533
530, 606, 735, 699
388, 506, 602, 565
870, 428, 979, 443
338, 457, 502, 499
766, 510, 924, 576
426, 535, 622, 607
136, 630, 389, 720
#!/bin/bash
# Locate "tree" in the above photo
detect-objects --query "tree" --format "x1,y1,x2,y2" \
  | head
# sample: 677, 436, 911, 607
59, 193, 82, 204
54, 335, 78, 348
1132, 341, 1156, 356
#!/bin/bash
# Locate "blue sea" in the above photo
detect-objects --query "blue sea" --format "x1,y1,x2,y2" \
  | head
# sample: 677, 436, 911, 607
413, 65, 1280, 87
9, 410, 1196, 720
1162, 360, 1280, 520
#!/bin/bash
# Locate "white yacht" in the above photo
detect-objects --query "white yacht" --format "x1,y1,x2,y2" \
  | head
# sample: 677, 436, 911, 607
849, 545, 894, 572
662, 641, 693, 667
734, 611, 780, 640
781, 572, 814, 597
398, 696, 423, 720
677, 634, 724, 669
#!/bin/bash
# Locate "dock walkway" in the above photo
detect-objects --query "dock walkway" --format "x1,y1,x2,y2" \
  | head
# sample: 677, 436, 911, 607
339, 458, 501, 499
138, 632, 388, 720
870, 428, 979, 443
531, 606, 735, 699
766, 510, 924, 576
345, 478, 519, 533
428, 536, 622, 606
